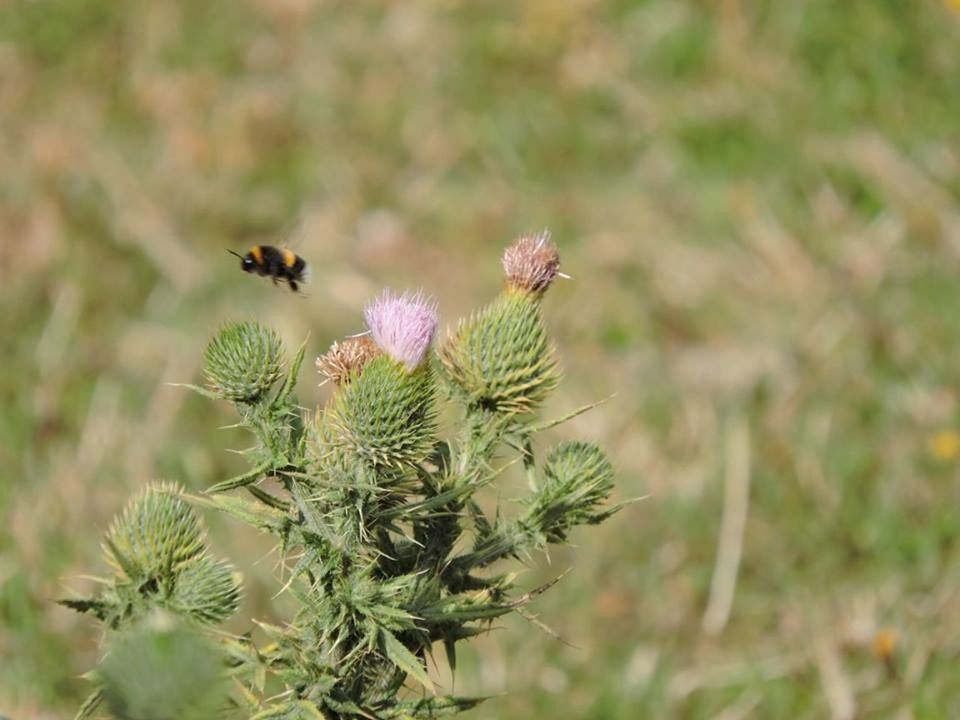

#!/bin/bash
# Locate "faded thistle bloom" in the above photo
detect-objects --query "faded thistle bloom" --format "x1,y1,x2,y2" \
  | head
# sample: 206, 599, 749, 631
363, 289, 439, 371
316, 336, 381, 386
502, 230, 561, 295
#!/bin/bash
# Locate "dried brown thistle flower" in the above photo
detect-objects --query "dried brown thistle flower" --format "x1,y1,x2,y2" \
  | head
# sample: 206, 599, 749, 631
502, 230, 562, 295
316, 335, 381, 385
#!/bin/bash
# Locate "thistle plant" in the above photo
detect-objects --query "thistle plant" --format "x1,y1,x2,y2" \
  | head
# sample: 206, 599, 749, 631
65, 233, 620, 720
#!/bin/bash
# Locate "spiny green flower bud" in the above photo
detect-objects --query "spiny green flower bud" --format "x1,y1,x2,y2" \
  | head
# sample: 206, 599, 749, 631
316, 335, 381, 386
439, 290, 558, 414
203, 320, 283, 403
523, 441, 616, 544
99, 615, 227, 720
169, 556, 241, 625
325, 354, 436, 469
104, 483, 205, 581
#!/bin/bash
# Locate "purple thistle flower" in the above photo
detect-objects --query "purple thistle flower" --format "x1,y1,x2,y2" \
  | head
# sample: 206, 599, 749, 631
364, 289, 439, 371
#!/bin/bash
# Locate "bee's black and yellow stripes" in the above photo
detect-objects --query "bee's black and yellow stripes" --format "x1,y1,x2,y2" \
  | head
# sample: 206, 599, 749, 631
232, 245, 309, 292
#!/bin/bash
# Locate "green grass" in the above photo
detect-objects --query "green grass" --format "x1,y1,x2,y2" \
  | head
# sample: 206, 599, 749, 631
2, 0, 960, 717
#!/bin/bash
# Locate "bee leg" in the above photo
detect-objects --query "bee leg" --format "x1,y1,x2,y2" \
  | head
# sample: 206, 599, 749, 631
271, 276, 278, 285
288, 280, 299, 292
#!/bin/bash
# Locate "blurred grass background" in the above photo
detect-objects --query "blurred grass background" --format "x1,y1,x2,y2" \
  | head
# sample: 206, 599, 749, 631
3, 0, 960, 717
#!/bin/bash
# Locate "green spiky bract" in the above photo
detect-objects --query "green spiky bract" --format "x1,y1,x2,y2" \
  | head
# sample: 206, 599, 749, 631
70, 243, 621, 720
439, 289, 558, 414
204, 321, 283, 403
325, 355, 436, 470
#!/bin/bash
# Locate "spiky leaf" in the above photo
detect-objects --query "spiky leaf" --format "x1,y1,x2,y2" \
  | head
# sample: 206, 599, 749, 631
380, 629, 434, 694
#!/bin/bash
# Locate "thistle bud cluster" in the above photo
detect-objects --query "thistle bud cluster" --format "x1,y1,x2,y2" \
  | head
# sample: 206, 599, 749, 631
63, 483, 241, 631
67, 234, 621, 720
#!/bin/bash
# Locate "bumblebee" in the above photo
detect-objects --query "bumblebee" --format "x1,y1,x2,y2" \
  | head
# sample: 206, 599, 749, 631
229, 246, 310, 292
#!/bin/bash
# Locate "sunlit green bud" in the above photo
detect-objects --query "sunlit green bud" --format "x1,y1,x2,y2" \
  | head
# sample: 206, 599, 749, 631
523, 441, 616, 544
439, 290, 558, 414
325, 354, 436, 469
104, 483, 205, 581
169, 556, 241, 625
203, 320, 283, 403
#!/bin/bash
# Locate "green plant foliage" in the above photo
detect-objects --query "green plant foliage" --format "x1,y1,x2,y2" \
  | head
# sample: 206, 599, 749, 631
70, 240, 617, 719
99, 618, 228, 720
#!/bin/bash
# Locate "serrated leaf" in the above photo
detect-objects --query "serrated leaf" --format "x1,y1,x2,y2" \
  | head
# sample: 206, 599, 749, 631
73, 689, 103, 720
274, 337, 309, 406
188, 492, 289, 535
168, 382, 222, 400
380, 696, 487, 718
206, 459, 275, 494
58, 597, 112, 620
252, 700, 329, 720
443, 636, 457, 674
521, 395, 613, 434
380, 629, 434, 694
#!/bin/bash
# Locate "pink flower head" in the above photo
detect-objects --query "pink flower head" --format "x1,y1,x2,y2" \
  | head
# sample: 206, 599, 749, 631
502, 230, 561, 295
363, 289, 439, 370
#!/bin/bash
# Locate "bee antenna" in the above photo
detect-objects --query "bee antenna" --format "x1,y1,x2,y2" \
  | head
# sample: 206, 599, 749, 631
226, 249, 245, 259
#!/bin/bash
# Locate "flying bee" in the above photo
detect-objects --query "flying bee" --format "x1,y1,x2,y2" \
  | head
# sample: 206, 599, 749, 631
228, 245, 310, 292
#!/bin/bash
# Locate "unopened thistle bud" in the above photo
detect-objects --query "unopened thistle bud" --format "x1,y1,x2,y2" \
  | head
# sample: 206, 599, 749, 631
316, 336, 381, 386
325, 355, 436, 470
523, 441, 616, 544
502, 230, 561, 296
169, 556, 242, 625
64, 484, 241, 630
439, 290, 558, 414
363, 289, 438, 371
104, 483, 205, 581
203, 321, 283, 403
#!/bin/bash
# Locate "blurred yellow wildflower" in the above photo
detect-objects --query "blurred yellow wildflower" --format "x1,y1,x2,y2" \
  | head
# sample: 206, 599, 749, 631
929, 430, 960, 461
947, 0, 960, 12
872, 628, 897, 660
